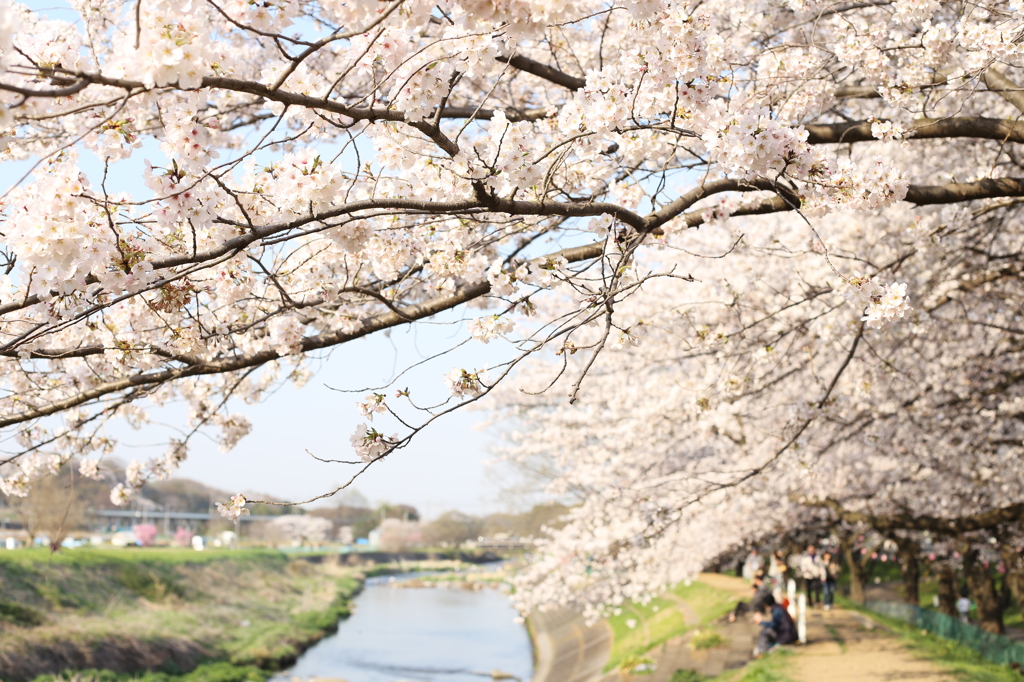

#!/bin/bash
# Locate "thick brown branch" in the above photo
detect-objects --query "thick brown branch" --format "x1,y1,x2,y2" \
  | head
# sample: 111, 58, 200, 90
439, 106, 549, 122
833, 85, 880, 99
804, 497, 1024, 534
644, 178, 799, 232
0, 241, 604, 428
982, 68, 1024, 116
495, 54, 586, 91
0, 347, 106, 359
904, 178, 1024, 205
3, 176, 1024, 324
806, 117, 1024, 145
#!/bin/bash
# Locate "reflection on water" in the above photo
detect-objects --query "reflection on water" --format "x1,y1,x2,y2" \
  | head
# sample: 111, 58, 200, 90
279, 576, 533, 682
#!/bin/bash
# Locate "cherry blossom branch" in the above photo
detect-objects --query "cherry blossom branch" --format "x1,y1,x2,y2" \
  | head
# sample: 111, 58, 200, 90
804, 497, 1024, 534
805, 117, 1024, 145
496, 53, 586, 91
983, 68, 1024, 115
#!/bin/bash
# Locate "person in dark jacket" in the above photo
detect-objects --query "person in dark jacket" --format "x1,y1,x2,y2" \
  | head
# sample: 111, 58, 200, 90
753, 594, 797, 656
729, 576, 773, 622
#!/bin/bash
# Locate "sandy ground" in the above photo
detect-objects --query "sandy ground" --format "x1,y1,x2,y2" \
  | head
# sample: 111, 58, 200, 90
789, 607, 955, 682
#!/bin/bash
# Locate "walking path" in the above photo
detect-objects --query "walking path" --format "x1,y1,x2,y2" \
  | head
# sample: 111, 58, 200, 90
529, 576, 960, 682
788, 606, 955, 682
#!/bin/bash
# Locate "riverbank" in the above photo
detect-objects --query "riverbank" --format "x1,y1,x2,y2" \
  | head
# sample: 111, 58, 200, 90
0, 548, 364, 682
530, 573, 753, 682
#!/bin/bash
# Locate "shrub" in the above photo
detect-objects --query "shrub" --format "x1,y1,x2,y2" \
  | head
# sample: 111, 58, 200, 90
0, 601, 45, 626
117, 565, 183, 601
619, 655, 656, 675
688, 629, 728, 650
670, 671, 709, 682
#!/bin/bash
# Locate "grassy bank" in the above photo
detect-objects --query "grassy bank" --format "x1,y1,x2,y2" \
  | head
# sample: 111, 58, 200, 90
604, 579, 740, 671
0, 548, 363, 682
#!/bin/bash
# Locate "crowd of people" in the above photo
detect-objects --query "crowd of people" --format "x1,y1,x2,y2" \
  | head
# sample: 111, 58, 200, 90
734, 544, 841, 656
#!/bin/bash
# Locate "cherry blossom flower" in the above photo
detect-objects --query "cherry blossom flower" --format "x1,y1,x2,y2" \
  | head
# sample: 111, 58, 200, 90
444, 368, 486, 398
349, 424, 395, 463
216, 494, 250, 521
358, 393, 388, 421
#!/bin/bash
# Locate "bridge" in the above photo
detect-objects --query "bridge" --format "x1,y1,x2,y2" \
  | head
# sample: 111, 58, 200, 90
89, 509, 278, 522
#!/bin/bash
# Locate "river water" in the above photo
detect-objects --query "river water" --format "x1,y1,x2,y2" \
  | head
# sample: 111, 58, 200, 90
278, 573, 534, 682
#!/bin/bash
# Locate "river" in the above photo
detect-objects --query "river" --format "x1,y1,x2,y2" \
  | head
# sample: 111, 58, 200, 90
278, 572, 534, 682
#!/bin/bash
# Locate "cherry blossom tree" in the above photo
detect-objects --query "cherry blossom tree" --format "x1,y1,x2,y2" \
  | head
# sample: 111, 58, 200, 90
265, 513, 332, 545
0, 0, 1023, 595
173, 525, 194, 547
133, 522, 158, 546
496, 187, 1024, 617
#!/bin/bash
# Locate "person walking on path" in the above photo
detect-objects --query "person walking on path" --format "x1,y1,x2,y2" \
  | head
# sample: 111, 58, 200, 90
743, 548, 764, 582
768, 549, 789, 603
799, 544, 826, 607
956, 594, 972, 623
822, 550, 839, 610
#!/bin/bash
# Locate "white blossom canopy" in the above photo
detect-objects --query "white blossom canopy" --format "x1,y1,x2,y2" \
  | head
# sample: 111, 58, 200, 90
0, 0, 1022, 542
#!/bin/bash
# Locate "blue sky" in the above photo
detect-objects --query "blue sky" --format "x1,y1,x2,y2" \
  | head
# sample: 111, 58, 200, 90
6, 0, 539, 517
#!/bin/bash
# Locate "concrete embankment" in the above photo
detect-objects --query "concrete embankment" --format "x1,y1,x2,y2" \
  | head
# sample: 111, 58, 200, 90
529, 609, 611, 682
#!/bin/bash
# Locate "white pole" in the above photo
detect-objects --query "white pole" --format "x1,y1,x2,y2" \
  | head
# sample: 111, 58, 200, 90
797, 592, 807, 644
787, 578, 796, 618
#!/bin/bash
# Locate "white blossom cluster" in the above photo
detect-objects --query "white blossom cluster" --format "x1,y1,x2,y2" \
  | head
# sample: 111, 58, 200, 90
844, 277, 912, 328
468, 314, 515, 343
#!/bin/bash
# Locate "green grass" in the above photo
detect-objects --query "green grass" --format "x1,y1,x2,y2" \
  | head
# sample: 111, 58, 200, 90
117, 564, 186, 602
606, 596, 686, 669
689, 629, 728, 650
0, 601, 45, 626
0, 547, 287, 568
618, 655, 657, 675
220, 575, 362, 668
2, 552, 365, 681
31, 661, 268, 682
712, 650, 795, 682
604, 580, 739, 671
670, 671, 710, 682
841, 597, 1022, 682
673, 581, 740, 624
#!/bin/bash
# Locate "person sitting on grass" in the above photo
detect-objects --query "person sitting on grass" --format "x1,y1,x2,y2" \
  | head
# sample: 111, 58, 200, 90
728, 576, 773, 622
752, 594, 797, 656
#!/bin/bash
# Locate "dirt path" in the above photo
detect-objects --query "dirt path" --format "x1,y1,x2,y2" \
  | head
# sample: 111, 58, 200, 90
788, 607, 955, 682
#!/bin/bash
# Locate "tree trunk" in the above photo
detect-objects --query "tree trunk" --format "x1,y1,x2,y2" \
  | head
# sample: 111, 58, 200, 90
999, 572, 1012, 610
963, 546, 1005, 634
937, 565, 958, 617
895, 536, 920, 606
1000, 546, 1024, 622
843, 541, 867, 605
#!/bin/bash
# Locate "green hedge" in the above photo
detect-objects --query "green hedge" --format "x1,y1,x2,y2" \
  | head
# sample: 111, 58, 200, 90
866, 600, 1024, 666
